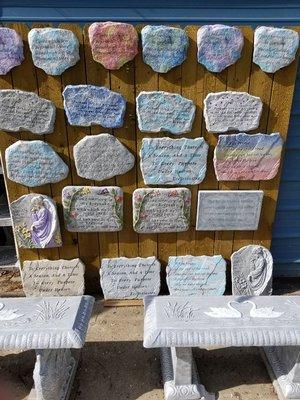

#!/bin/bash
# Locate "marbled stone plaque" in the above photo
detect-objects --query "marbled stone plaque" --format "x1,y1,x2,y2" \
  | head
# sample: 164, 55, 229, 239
28, 28, 80, 75
100, 256, 160, 299
133, 188, 191, 233
62, 186, 123, 232
5, 140, 69, 187
204, 91, 263, 133
253, 26, 299, 73
0, 90, 55, 134
214, 132, 283, 181
0, 27, 24, 75
231, 245, 273, 296
141, 25, 188, 73
136, 91, 195, 135
166, 255, 226, 296
22, 258, 85, 297
73, 134, 135, 181
197, 25, 244, 72
140, 137, 208, 185
11, 194, 62, 249
63, 85, 126, 128
88, 22, 138, 70
196, 190, 263, 231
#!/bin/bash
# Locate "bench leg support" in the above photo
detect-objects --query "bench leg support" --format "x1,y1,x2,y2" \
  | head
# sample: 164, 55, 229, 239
161, 347, 215, 400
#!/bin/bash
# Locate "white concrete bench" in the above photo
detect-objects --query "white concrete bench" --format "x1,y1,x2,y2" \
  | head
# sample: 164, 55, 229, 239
0, 295, 94, 400
144, 295, 300, 400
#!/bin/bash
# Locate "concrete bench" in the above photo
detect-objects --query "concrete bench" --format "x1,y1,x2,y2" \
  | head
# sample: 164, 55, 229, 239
144, 295, 300, 400
0, 295, 94, 400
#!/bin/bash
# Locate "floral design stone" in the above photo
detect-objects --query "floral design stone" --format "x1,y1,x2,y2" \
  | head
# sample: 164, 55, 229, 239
88, 22, 138, 70
141, 25, 189, 73
0, 27, 24, 75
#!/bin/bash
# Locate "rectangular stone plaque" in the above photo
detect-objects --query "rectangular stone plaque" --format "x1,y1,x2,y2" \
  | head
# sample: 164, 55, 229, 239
196, 190, 263, 231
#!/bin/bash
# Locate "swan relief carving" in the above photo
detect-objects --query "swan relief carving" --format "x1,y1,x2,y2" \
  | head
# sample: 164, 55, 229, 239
0, 303, 24, 321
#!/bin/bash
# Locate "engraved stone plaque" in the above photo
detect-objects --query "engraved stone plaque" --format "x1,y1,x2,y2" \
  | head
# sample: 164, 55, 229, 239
133, 188, 191, 233
140, 137, 208, 185
100, 256, 160, 299
196, 190, 263, 231
166, 255, 226, 296
204, 91, 263, 133
0, 27, 24, 75
62, 186, 123, 232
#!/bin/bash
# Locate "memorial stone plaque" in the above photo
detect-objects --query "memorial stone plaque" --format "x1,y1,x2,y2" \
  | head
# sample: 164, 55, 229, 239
62, 186, 123, 232
253, 26, 299, 73
196, 190, 263, 231
133, 188, 191, 233
0, 90, 55, 134
5, 140, 69, 187
63, 85, 126, 128
89, 22, 138, 70
73, 134, 135, 181
204, 91, 263, 133
166, 255, 226, 296
28, 28, 80, 75
140, 137, 208, 185
231, 245, 273, 296
214, 132, 283, 181
0, 27, 24, 75
136, 91, 195, 135
22, 258, 85, 297
100, 256, 160, 299
10, 193, 62, 249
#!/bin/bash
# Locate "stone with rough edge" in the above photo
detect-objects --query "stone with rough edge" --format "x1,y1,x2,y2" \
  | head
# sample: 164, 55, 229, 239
28, 28, 80, 75
62, 186, 123, 232
197, 25, 244, 72
253, 26, 299, 73
100, 256, 160, 299
140, 137, 208, 185
63, 85, 126, 128
0, 90, 56, 134
5, 140, 69, 187
22, 258, 85, 297
204, 91, 263, 133
73, 134, 135, 181
0, 27, 24, 75
10, 193, 62, 249
88, 22, 138, 70
166, 255, 226, 296
136, 91, 195, 135
133, 188, 191, 233
141, 25, 189, 73
231, 244, 273, 296
214, 132, 283, 181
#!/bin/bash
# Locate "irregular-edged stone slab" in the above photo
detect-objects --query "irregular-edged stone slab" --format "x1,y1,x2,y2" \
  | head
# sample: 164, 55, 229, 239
253, 26, 299, 73
88, 22, 138, 70
140, 137, 208, 185
196, 190, 263, 231
166, 255, 226, 296
141, 25, 188, 73
136, 91, 195, 134
10, 193, 62, 249
231, 245, 273, 296
28, 28, 80, 75
0, 90, 56, 134
63, 85, 126, 128
197, 25, 244, 72
0, 27, 24, 75
62, 186, 123, 232
204, 91, 263, 133
100, 256, 160, 299
5, 140, 69, 187
133, 188, 191, 233
73, 134, 135, 181
22, 259, 85, 297
214, 132, 283, 181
